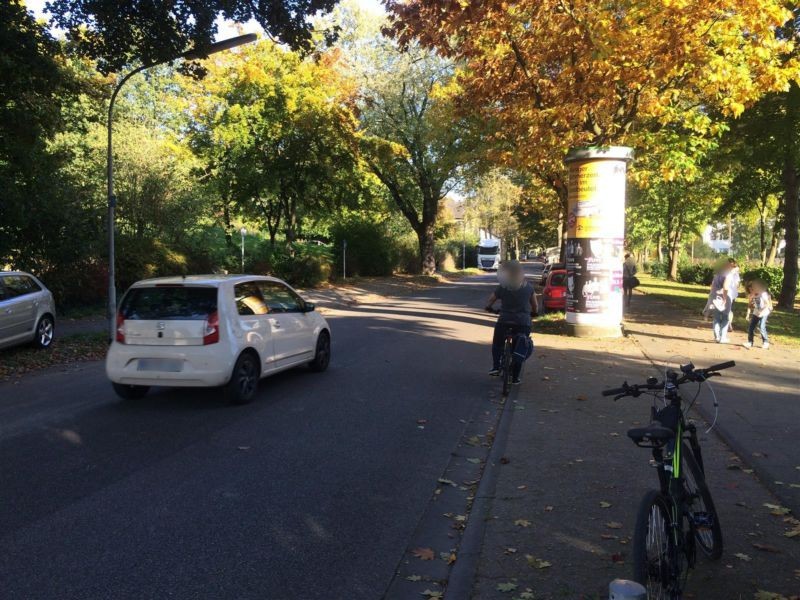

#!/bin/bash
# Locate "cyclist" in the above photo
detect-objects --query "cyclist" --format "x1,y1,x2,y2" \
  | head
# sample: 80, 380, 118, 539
485, 260, 538, 384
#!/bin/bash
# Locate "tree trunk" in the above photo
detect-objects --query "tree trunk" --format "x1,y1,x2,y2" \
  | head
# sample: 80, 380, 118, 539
417, 225, 436, 276
767, 229, 780, 266
656, 230, 664, 263
779, 157, 799, 308
668, 227, 682, 280
759, 211, 767, 265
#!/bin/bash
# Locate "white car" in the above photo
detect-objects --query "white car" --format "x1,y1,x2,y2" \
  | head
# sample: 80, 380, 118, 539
106, 275, 331, 404
0, 271, 56, 351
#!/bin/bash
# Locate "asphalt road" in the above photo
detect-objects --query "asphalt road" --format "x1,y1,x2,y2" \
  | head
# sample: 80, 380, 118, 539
0, 273, 505, 600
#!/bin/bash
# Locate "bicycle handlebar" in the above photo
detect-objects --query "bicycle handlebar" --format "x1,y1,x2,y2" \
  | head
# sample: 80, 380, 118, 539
601, 361, 735, 399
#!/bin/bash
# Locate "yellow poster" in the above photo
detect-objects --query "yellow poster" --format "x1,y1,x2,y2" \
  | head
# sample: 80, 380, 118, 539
567, 159, 627, 239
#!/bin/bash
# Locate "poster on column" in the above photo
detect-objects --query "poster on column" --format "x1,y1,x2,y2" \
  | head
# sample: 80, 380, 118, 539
566, 238, 624, 314
566, 159, 627, 240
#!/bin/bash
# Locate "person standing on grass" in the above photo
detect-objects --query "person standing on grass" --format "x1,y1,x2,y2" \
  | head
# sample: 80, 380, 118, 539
725, 258, 741, 333
744, 279, 772, 349
705, 262, 731, 344
622, 254, 638, 308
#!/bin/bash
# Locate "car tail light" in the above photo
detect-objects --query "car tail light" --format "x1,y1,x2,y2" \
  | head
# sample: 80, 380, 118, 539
115, 311, 126, 344
203, 311, 219, 345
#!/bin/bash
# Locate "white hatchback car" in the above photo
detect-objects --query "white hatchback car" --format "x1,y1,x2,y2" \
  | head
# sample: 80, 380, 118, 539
106, 275, 331, 404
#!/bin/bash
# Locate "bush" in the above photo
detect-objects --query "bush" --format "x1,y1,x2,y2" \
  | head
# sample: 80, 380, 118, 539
677, 262, 715, 286
647, 260, 669, 279
436, 236, 478, 271
251, 242, 332, 288
742, 266, 783, 299
330, 218, 396, 277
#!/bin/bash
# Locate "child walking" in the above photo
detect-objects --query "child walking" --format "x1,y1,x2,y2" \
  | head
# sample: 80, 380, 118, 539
744, 280, 772, 349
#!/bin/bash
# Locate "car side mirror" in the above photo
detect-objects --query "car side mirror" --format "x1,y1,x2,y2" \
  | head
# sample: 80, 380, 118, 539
304, 302, 315, 312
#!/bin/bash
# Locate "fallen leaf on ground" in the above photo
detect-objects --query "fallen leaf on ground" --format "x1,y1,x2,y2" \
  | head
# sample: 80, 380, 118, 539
412, 547, 435, 561
600, 501, 611, 508
517, 485, 527, 490
465, 436, 481, 446
576, 395, 587, 401
752, 542, 781, 553
237, 446, 250, 451
437, 478, 457, 487
544, 505, 553, 512
525, 554, 552, 569
466, 458, 481, 464
496, 582, 517, 592
606, 522, 623, 529
514, 519, 531, 528
421, 590, 442, 599
610, 552, 624, 564
601, 534, 618, 540
754, 592, 790, 600
499, 457, 510, 464
609, 432, 620, 437
406, 575, 422, 581
734, 553, 752, 561
505, 547, 517, 554
764, 503, 791, 516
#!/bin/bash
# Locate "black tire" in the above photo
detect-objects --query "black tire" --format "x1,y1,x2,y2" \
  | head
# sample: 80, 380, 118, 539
112, 382, 150, 400
309, 330, 331, 373
32, 314, 55, 349
501, 340, 512, 396
225, 352, 260, 405
682, 444, 723, 559
632, 490, 679, 600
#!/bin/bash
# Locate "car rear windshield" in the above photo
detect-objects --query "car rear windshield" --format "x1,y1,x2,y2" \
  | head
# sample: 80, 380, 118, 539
549, 272, 567, 286
120, 286, 217, 320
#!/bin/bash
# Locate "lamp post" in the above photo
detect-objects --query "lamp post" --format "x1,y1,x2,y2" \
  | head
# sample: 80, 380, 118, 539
106, 33, 257, 341
239, 226, 247, 272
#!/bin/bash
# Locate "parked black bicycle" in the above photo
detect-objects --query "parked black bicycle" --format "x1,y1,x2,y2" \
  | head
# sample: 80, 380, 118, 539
601, 360, 735, 599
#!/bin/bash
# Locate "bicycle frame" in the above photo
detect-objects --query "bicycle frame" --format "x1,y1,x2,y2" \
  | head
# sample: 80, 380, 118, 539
648, 379, 707, 591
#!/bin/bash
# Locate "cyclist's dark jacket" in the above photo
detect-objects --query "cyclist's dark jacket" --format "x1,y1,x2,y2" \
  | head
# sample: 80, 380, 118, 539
494, 282, 534, 327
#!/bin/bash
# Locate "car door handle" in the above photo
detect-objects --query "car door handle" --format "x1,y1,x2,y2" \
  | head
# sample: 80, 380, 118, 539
271, 320, 281, 328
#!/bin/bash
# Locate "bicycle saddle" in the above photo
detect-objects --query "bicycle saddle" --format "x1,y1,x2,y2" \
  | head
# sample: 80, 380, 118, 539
627, 422, 675, 444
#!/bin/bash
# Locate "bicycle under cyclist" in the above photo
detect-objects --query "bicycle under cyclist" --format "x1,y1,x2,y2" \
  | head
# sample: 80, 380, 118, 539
485, 260, 538, 384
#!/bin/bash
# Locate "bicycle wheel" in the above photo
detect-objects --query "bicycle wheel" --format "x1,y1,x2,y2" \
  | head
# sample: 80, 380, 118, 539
633, 490, 680, 599
501, 339, 512, 396
681, 444, 723, 559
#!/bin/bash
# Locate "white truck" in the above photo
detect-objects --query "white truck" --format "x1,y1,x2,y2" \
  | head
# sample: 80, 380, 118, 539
477, 239, 502, 270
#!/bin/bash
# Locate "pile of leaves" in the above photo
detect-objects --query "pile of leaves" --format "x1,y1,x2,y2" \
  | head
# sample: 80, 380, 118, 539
0, 333, 107, 380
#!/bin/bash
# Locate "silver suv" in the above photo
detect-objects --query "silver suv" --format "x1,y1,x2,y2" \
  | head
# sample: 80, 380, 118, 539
0, 271, 56, 350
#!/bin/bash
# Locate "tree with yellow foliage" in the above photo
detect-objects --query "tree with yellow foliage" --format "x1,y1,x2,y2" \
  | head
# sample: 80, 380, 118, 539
388, 0, 799, 252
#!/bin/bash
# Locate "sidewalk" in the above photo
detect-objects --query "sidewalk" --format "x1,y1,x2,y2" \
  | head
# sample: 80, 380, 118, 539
625, 290, 800, 514
469, 306, 800, 599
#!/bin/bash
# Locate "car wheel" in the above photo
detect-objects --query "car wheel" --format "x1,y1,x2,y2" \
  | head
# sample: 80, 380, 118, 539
33, 314, 55, 349
225, 352, 259, 405
309, 330, 331, 373
112, 383, 150, 400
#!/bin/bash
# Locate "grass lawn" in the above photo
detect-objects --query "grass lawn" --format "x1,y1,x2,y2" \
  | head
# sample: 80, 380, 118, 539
0, 332, 108, 380
637, 274, 800, 347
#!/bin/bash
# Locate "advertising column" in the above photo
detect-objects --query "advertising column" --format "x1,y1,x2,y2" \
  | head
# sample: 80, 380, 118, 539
564, 146, 633, 338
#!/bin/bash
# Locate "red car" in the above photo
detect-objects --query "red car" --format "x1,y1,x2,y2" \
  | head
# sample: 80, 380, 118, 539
541, 269, 567, 312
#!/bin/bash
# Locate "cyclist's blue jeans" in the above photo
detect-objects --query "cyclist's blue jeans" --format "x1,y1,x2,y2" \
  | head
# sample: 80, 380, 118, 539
747, 314, 769, 343
492, 323, 531, 377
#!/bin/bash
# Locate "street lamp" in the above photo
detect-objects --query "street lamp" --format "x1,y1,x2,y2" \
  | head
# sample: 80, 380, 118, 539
240, 227, 247, 272
106, 33, 257, 341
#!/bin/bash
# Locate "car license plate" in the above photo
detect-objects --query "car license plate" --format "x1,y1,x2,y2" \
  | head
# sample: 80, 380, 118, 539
137, 358, 183, 372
